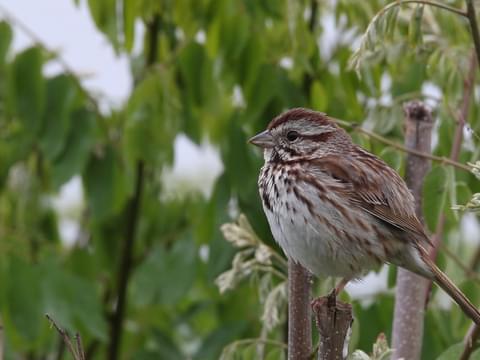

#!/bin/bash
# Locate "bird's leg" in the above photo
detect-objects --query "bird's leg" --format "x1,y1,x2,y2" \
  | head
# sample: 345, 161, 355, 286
311, 278, 350, 312
334, 277, 350, 296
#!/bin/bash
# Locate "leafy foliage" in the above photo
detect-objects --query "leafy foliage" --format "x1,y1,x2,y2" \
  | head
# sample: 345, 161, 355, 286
0, 0, 480, 358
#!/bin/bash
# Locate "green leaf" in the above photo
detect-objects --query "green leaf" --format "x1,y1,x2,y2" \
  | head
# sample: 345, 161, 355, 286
244, 64, 279, 121
87, 0, 119, 51
5, 257, 43, 346
83, 145, 129, 221
125, 68, 179, 166
0, 21, 13, 65
41, 262, 108, 340
131, 235, 197, 306
408, 5, 424, 46
123, 0, 136, 52
379, 147, 402, 172
423, 166, 448, 232
39, 75, 78, 161
52, 108, 96, 187
9, 47, 46, 134
310, 81, 328, 111
435, 343, 463, 360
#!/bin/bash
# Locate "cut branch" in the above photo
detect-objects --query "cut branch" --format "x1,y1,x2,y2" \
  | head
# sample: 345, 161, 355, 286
392, 101, 434, 360
313, 292, 353, 360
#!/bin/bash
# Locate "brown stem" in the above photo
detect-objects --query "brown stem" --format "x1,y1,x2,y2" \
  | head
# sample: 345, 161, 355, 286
423, 50, 478, 359
391, 101, 434, 360
428, 51, 476, 266
331, 117, 471, 172
466, 0, 480, 68
303, 0, 319, 102
46, 314, 84, 360
313, 292, 353, 360
288, 259, 312, 360
107, 13, 159, 360
470, 246, 480, 272
460, 323, 480, 360
107, 160, 145, 360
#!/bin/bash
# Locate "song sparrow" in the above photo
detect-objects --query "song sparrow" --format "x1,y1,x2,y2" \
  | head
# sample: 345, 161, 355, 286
249, 108, 480, 325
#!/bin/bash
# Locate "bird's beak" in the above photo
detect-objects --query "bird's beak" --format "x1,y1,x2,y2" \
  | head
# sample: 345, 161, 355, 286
248, 130, 275, 149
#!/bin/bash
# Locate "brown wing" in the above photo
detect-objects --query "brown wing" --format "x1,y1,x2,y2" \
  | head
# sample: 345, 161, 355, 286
310, 150, 431, 244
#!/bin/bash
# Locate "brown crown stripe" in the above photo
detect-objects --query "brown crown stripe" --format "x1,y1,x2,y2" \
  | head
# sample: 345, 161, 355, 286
268, 108, 333, 130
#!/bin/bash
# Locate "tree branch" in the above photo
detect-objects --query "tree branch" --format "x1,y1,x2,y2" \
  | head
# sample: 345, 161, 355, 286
332, 117, 471, 172
466, 0, 480, 68
460, 322, 480, 360
107, 14, 159, 360
428, 51, 476, 261
288, 260, 312, 360
107, 161, 146, 360
392, 101, 434, 360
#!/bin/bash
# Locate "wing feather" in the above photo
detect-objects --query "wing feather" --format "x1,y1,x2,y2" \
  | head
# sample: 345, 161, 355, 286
310, 151, 430, 244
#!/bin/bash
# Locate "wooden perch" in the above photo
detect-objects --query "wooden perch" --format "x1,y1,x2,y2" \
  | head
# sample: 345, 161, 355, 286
312, 292, 353, 360
288, 259, 312, 359
392, 101, 434, 360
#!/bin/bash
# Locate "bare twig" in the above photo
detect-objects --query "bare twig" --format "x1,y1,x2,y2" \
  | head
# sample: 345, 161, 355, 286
75, 333, 86, 360
332, 117, 472, 172
288, 260, 312, 360
466, 0, 480, 68
384, 0, 467, 17
470, 246, 480, 272
460, 322, 480, 360
313, 292, 353, 360
440, 244, 480, 283
392, 101, 434, 360
46, 314, 85, 360
428, 51, 476, 261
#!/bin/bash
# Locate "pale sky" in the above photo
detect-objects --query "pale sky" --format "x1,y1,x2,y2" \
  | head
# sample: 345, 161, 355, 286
0, 0, 133, 108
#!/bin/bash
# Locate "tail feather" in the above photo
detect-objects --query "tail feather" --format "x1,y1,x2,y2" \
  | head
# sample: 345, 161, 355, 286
423, 256, 480, 325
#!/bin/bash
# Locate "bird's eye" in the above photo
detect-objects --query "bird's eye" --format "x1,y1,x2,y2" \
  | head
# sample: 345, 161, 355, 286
286, 131, 299, 142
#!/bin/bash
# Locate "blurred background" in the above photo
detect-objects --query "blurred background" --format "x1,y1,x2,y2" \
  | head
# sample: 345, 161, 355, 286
0, 0, 479, 359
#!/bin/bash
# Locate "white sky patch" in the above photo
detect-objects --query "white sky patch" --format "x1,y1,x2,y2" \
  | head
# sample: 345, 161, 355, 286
1, 0, 133, 109
232, 85, 246, 108
345, 266, 389, 306
195, 29, 206, 44
279, 56, 293, 70
422, 81, 442, 107
461, 213, 480, 246
379, 73, 392, 106
162, 134, 224, 199
199, 245, 210, 262
50, 176, 84, 247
